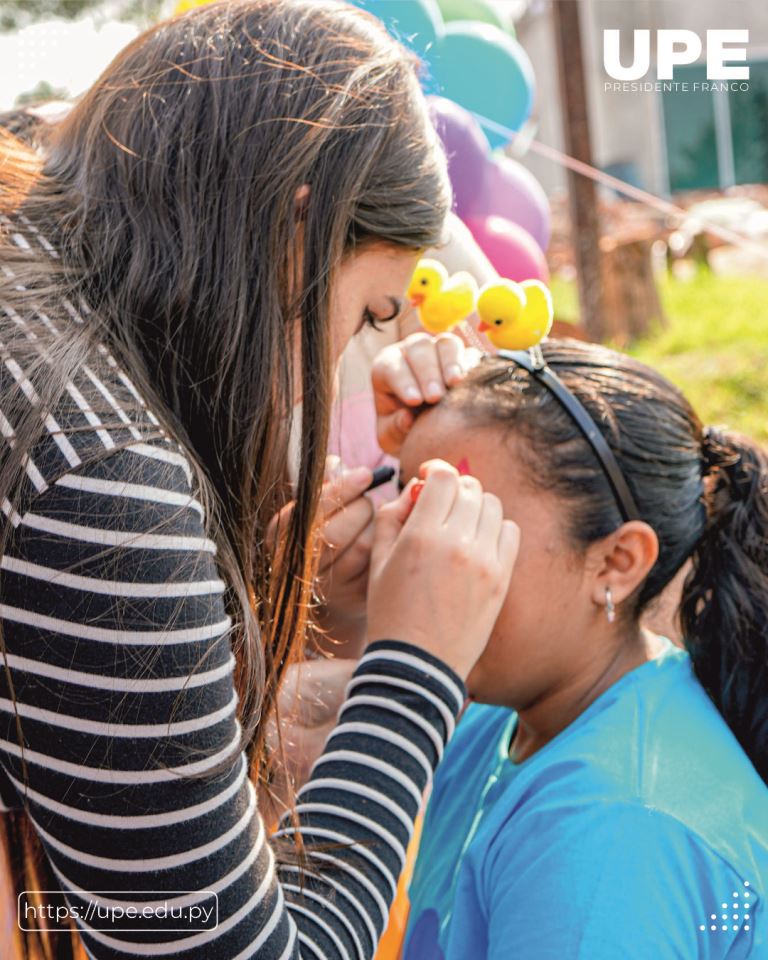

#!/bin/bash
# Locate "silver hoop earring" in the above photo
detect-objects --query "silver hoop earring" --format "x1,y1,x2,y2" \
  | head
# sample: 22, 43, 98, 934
605, 586, 616, 624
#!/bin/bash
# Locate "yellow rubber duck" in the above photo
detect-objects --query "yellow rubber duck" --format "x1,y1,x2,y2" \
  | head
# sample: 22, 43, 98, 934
476, 278, 554, 350
407, 259, 478, 334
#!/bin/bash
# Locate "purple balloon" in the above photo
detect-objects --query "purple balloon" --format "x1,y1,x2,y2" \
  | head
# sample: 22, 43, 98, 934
472, 154, 551, 250
427, 95, 490, 220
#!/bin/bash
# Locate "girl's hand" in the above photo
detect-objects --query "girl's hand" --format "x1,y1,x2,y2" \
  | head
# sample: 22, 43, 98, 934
367, 459, 520, 679
372, 332, 481, 456
265, 657, 358, 816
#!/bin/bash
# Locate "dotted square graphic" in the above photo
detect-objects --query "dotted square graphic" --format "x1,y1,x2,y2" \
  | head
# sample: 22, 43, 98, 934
700, 881, 752, 935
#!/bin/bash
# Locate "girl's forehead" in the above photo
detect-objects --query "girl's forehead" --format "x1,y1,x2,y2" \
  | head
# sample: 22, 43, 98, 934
399, 412, 565, 540
399, 405, 470, 467
399, 406, 510, 481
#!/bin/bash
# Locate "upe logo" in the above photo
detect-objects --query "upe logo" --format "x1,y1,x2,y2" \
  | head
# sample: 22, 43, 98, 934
604, 29, 750, 81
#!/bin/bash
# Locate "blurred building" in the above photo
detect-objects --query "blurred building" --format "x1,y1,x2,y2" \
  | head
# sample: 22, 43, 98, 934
517, 0, 768, 196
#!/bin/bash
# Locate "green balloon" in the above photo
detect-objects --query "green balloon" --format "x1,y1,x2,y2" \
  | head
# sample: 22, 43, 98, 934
436, 0, 515, 36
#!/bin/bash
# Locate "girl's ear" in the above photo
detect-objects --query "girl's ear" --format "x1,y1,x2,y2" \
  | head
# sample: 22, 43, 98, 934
586, 521, 659, 611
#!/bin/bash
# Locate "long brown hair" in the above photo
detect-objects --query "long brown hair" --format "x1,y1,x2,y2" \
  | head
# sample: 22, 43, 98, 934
447, 341, 768, 783
0, 1, 449, 954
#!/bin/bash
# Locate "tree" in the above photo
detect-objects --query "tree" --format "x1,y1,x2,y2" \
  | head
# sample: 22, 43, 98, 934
1, 1, 103, 32
1, 0, 166, 33
15, 79, 70, 106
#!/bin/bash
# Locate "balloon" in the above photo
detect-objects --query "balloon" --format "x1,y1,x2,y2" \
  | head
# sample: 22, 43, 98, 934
174, 0, 212, 11
349, 0, 443, 59
436, 0, 510, 33
432, 22, 534, 149
427, 96, 490, 219
465, 215, 549, 282
473, 154, 551, 250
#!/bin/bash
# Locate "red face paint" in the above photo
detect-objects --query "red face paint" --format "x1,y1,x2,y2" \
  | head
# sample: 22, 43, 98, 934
457, 457, 471, 476
410, 480, 425, 505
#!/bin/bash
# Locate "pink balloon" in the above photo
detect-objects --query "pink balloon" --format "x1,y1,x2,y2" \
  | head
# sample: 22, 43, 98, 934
465, 215, 549, 282
472, 154, 551, 250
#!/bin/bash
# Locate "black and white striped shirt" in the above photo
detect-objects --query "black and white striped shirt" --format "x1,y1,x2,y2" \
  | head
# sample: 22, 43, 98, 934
0, 216, 464, 958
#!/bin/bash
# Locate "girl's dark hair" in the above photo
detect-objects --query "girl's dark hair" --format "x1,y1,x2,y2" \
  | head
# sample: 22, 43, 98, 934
0, 109, 45, 144
0, 1, 448, 954
448, 340, 768, 783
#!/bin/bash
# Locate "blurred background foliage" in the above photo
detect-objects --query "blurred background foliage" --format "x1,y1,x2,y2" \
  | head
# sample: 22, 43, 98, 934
551, 271, 768, 443
1, 0, 164, 33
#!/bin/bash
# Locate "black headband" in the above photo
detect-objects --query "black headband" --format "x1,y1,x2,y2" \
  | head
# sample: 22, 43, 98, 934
497, 348, 641, 523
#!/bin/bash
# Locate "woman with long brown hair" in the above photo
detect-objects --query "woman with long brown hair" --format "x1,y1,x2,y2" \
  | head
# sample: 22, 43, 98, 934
0, 2, 519, 957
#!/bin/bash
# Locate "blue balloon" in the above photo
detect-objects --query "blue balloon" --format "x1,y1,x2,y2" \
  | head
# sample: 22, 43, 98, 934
349, 0, 443, 59
432, 21, 534, 148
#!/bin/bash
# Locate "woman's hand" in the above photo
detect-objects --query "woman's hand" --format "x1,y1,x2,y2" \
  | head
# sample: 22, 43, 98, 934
268, 459, 374, 655
367, 460, 520, 679
314, 461, 375, 654
372, 332, 481, 456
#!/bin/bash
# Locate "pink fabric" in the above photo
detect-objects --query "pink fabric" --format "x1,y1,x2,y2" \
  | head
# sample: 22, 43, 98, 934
328, 388, 399, 506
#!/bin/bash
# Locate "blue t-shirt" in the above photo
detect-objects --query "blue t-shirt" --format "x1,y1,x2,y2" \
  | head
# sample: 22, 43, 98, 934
405, 638, 768, 959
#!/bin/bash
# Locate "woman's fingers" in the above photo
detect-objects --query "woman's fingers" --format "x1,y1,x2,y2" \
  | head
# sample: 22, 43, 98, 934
267, 463, 372, 561
417, 458, 459, 481
372, 333, 473, 456
377, 408, 415, 456
314, 475, 378, 650
370, 478, 421, 572
372, 341, 426, 413
324, 454, 343, 480
317, 465, 372, 520
475, 490, 504, 548
367, 458, 518, 679
326, 517, 374, 585
498, 520, 521, 581
442, 475, 484, 539
435, 332, 467, 386
400, 332, 447, 403
408, 460, 461, 527
318, 495, 374, 572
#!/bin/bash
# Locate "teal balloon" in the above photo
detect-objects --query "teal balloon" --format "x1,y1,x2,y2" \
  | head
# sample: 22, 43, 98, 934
349, 0, 443, 59
433, 21, 534, 148
436, 0, 511, 34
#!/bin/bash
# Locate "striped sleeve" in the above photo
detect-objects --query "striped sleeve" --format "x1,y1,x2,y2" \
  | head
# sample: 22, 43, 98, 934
275, 642, 463, 958
0, 436, 465, 959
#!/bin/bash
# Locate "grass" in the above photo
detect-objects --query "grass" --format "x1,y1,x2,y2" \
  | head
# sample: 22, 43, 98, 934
549, 270, 768, 443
